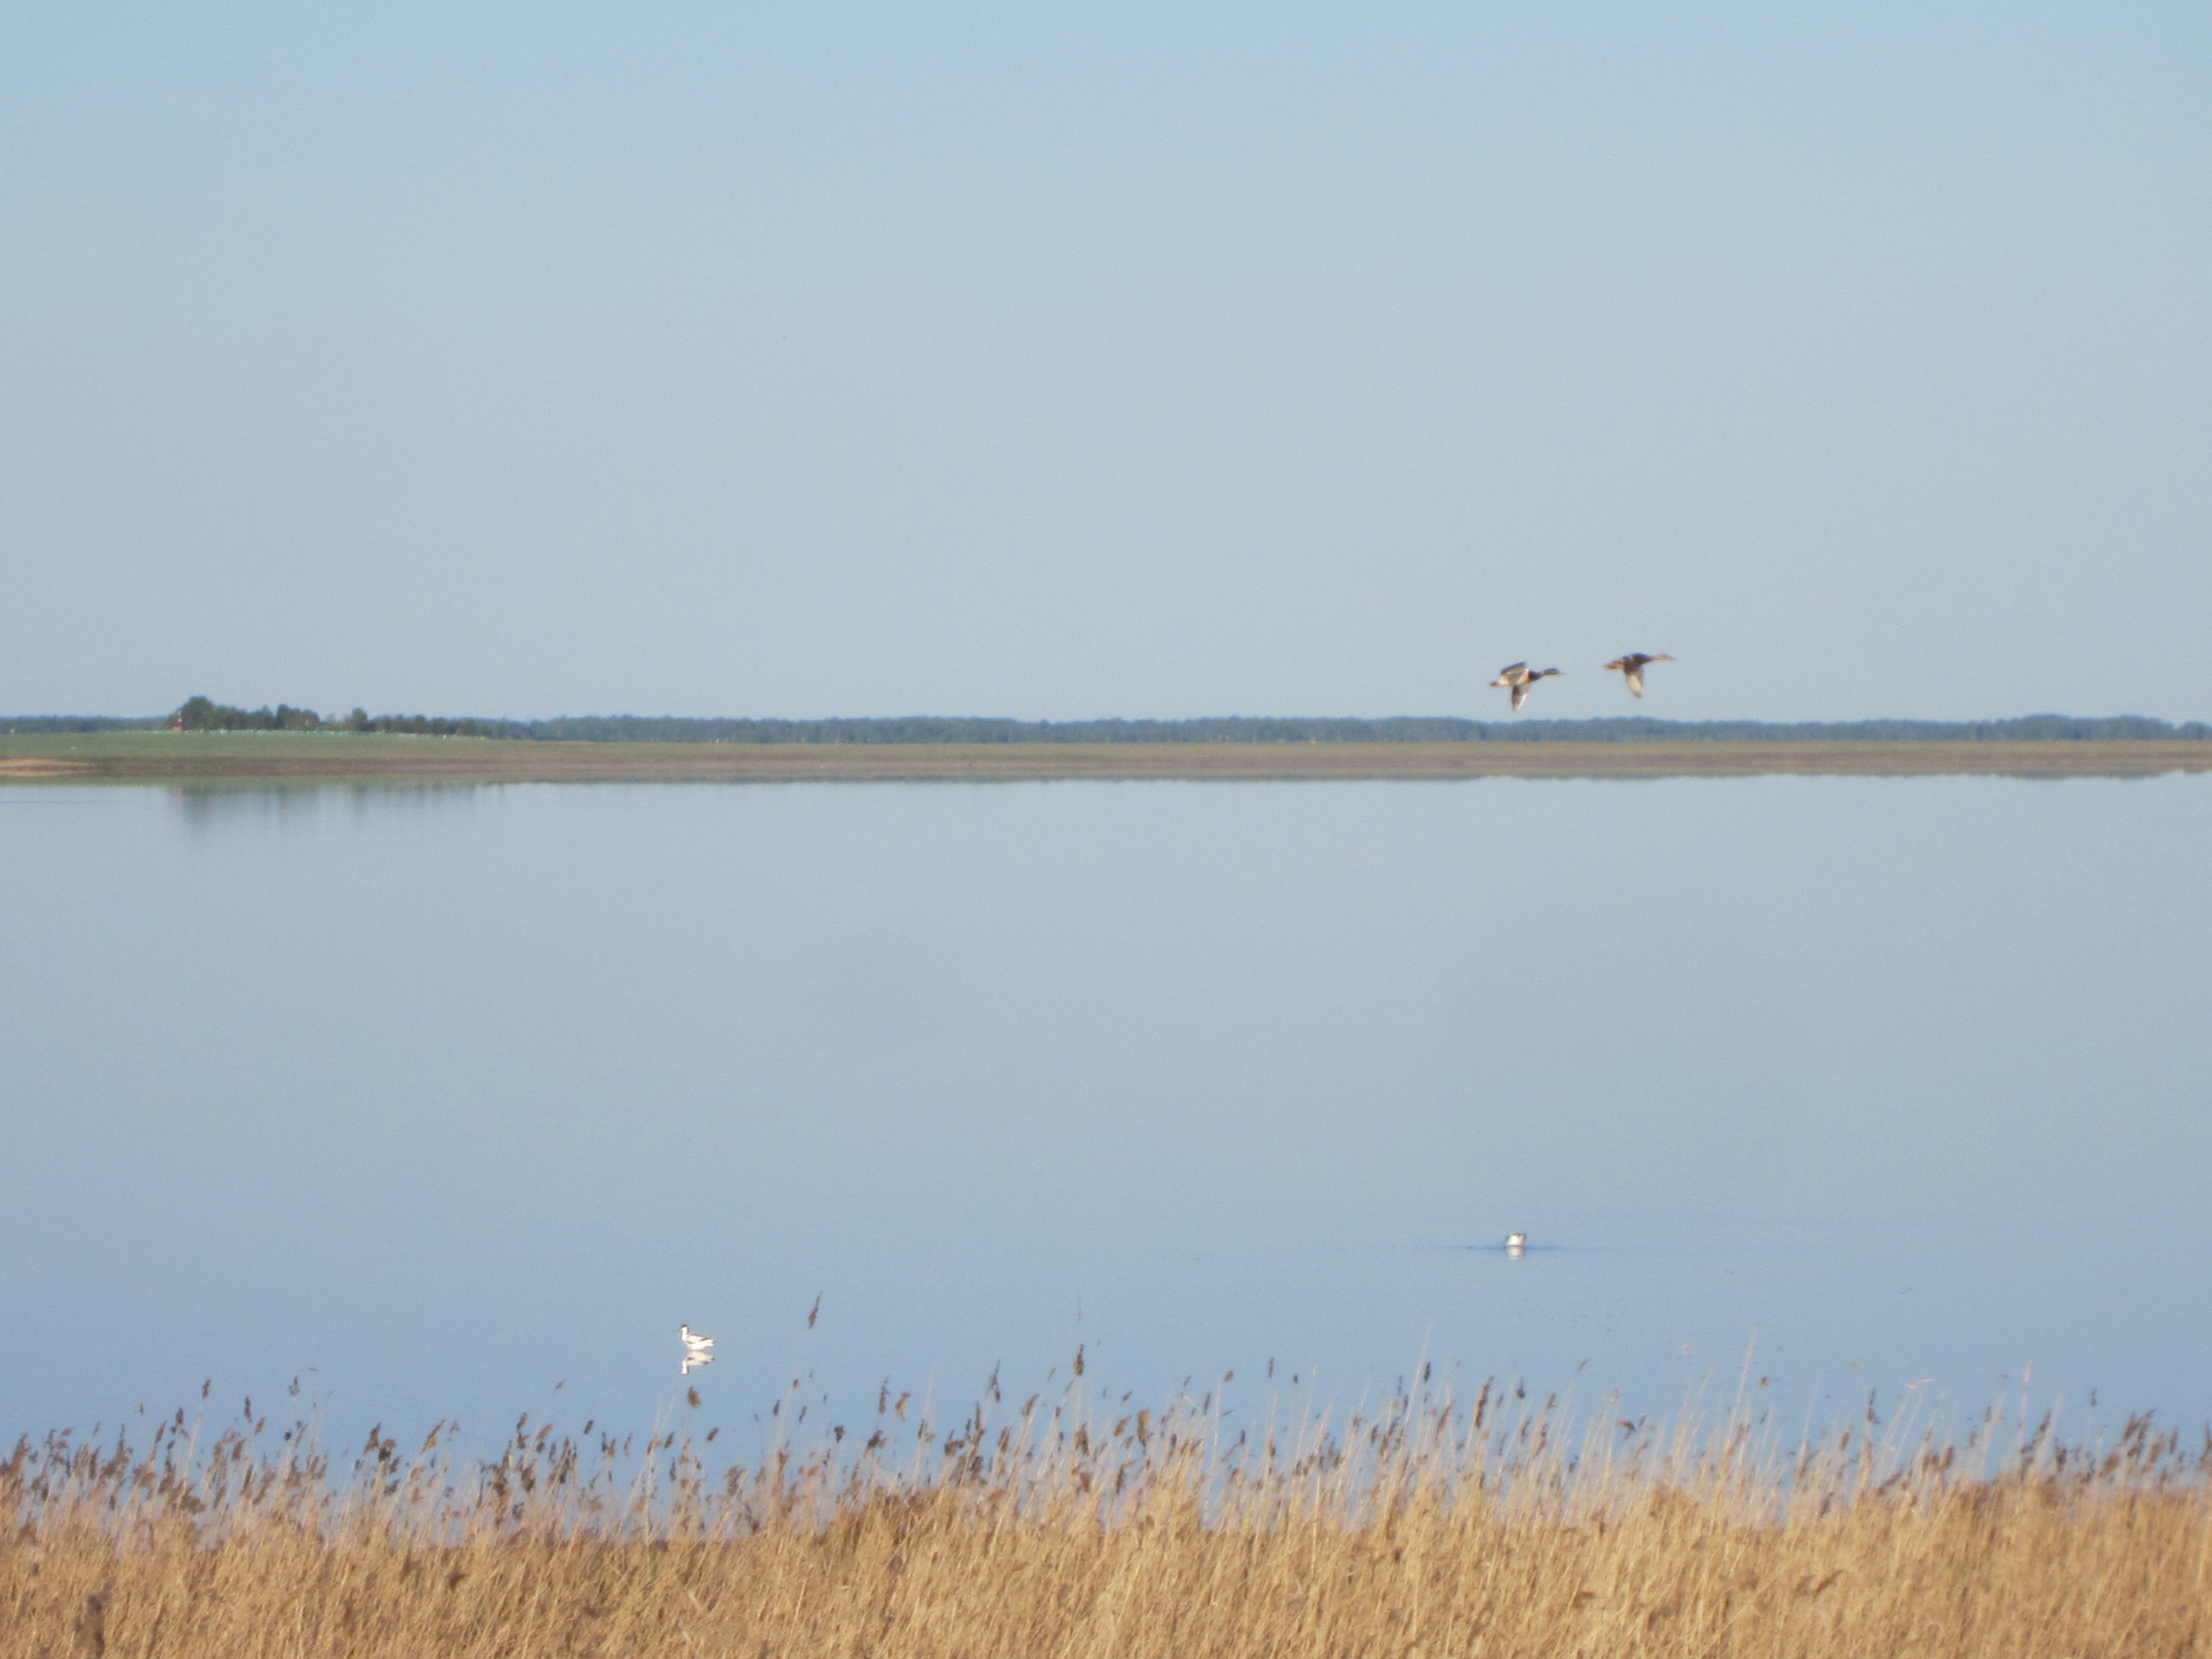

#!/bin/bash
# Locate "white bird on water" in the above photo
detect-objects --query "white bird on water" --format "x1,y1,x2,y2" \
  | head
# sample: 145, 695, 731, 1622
1504, 1233, 1528, 1258
678, 1325, 716, 1374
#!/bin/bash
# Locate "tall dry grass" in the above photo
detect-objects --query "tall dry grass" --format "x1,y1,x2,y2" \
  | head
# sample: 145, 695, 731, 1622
6, 1364, 2208, 1657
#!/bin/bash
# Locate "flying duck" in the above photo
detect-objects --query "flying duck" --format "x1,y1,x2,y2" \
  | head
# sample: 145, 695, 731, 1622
1489, 663, 1561, 711
1603, 653, 1674, 698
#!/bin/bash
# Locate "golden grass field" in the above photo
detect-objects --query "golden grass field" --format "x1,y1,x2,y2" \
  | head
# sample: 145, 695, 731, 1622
8, 1370, 2207, 1658
4, 729, 2212, 782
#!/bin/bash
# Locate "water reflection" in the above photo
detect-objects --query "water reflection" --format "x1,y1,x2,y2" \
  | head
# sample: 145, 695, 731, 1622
1, 776, 2207, 1459
166, 781, 491, 836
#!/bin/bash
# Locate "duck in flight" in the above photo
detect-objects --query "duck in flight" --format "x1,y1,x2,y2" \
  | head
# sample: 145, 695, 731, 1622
1489, 663, 1561, 711
1603, 653, 1674, 698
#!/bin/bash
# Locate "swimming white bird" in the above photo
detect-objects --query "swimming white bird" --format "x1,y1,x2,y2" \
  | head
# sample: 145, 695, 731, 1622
1603, 653, 1674, 698
1489, 663, 1561, 712
679, 1324, 714, 1355
1504, 1232, 1528, 1256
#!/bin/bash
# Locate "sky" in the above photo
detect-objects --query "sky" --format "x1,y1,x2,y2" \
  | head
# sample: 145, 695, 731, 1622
3, 2, 2207, 723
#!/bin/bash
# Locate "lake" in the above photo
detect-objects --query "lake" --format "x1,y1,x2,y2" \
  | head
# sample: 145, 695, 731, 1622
3, 773, 2206, 1457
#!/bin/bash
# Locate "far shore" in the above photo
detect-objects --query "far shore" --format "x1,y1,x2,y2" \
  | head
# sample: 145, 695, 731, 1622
4, 730, 2210, 782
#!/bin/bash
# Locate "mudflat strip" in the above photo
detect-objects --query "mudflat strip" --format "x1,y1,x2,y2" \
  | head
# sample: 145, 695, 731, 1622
3, 733, 2210, 781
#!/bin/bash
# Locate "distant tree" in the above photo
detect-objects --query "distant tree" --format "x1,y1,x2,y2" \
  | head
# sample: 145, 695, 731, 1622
153, 701, 2210, 745
170, 697, 325, 732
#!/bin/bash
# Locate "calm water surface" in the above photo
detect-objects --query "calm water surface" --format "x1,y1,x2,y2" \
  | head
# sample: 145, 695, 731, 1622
3, 776, 2207, 1453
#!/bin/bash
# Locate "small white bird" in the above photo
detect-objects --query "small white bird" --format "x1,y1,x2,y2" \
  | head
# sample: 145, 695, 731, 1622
1603, 653, 1674, 698
1504, 1232, 1528, 1257
679, 1324, 714, 1354
1489, 663, 1561, 712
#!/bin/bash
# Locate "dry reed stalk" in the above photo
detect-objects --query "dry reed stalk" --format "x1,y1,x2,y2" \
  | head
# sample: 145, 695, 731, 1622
5, 1374, 2207, 1657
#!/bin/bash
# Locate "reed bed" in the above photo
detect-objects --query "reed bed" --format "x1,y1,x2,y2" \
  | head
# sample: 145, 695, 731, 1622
6, 1365, 2208, 1658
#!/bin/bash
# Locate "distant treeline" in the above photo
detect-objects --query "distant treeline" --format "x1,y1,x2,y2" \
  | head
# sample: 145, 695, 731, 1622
166, 697, 499, 737
503, 713, 2212, 745
7, 704, 2208, 744
2, 715, 166, 733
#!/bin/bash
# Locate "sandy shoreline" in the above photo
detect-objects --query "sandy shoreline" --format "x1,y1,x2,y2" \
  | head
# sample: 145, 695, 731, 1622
4, 732, 2210, 781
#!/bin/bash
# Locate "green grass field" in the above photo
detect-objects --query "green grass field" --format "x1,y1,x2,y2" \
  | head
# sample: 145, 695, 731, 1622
4, 729, 2211, 782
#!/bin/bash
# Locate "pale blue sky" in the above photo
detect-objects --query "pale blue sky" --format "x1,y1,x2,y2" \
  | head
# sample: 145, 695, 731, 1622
4, 3, 2206, 722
